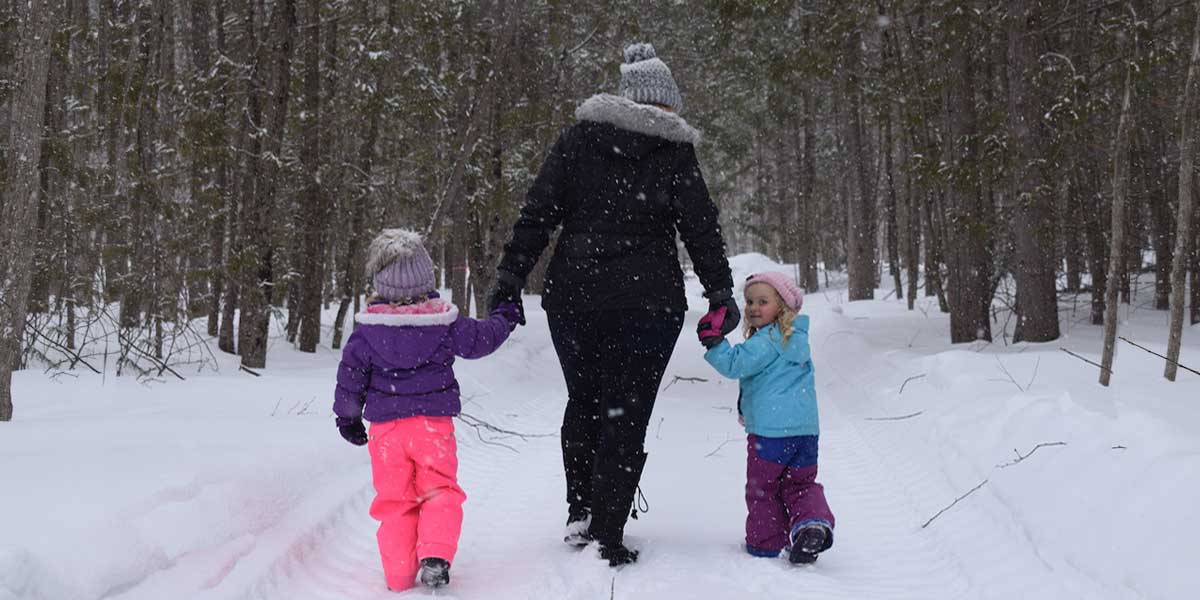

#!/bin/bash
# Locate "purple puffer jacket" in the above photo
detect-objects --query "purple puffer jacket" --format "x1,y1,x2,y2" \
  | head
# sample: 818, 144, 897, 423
333, 301, 514, 423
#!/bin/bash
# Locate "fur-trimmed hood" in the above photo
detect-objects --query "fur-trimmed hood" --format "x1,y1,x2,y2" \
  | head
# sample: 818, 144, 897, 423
575, 93, 700, 146
354, 301, 459, 327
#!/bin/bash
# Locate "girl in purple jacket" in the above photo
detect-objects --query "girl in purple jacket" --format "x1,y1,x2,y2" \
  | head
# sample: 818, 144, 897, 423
333, 229, 521, 592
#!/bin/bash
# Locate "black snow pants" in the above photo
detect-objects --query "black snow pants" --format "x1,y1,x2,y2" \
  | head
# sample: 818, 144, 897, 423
547, 309, 684, 548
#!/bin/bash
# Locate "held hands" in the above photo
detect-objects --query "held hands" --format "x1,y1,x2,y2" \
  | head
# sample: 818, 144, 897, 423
336, 417, 368, 446
486, 271, 526, 326
697, 294, 740, 349
697, 307, 729, 348
492, 301, 524, 331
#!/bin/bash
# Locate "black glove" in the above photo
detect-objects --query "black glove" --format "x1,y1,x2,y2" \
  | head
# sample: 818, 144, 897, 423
705, 290, 740, 336
336, 417, 368, 446
486, 270, 526, 325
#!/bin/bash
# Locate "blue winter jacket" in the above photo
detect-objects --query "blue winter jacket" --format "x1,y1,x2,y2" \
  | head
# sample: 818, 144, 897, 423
703, 316, 818, 438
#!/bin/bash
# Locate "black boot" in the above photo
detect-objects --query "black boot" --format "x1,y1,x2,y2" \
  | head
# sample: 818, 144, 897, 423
598, 542, 639, 566
788, 524, 829, 564
418, 557, 450, 587
564, 510, 593, 547
588, 450, 648, 566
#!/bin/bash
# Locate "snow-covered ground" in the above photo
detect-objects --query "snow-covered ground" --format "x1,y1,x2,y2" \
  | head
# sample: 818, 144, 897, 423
3, 254, 1198, 600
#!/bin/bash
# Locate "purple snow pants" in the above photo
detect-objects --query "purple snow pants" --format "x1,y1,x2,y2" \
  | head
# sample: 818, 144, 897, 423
745, 434, 835, 556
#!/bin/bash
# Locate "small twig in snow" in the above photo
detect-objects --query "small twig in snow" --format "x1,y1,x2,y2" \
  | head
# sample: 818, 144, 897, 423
921, 479, 989, 529
1025, 357, 1041, 391
271, 399, 282, 416
1060, 347, 1112, 374
662, 375, 708, 392
899, 374, 926, 395
996, 441, 1067, 468
454, 411, 556, 453
705, 436, 736, 458
993, 355, 1025, 392
864, 411, 924, 421
296, 397, 316, 415
240, 364, 262, 377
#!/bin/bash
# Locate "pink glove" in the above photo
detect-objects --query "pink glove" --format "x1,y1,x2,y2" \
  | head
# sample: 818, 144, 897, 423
697, 306, 729, 348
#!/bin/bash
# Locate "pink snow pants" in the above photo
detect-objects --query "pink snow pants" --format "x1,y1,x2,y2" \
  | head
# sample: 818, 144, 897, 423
367, 416, 466, 591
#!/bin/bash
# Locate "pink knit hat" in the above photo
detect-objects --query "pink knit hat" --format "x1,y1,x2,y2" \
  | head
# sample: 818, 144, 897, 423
743, 272, 804, 311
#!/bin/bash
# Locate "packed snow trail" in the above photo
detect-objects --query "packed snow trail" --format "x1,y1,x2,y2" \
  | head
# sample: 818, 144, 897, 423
9, 256, 1193, 599
221, 298, 1118, 600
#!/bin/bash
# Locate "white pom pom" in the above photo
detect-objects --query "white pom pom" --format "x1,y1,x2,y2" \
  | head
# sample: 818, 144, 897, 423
366, 228, 425, 275
624, 43, 657, 64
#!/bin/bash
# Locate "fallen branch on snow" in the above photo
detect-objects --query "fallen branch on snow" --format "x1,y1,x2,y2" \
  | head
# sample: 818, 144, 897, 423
1119, 336, 1200, 377
864, 411, 923, 421
996, 441, 1067, 469
1060, 347, 1111, 374
898, 373, 926, 395
704, 435, 736, 458
922, 479, 989, 529
661, 375, 709, 392
456, 410, 556, 453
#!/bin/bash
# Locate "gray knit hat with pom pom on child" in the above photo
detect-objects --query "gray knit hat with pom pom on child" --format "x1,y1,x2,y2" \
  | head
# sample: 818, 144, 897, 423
366, 229, 436, 302
619, 43, 683, 112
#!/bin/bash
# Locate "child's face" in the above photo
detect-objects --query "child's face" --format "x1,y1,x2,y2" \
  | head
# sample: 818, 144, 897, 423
744, 283, 783, 329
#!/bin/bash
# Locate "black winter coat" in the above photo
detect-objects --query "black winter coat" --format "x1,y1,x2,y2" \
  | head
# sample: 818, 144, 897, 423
498, 94, 734, 313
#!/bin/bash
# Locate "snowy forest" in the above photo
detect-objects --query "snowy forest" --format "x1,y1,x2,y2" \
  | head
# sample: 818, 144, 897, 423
3, 0, 1200, 416
3, 2, 1200, 599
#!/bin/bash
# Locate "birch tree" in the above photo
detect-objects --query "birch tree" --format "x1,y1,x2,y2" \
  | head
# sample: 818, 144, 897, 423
1165, 4, 1200, 382
1101, 62, 1137, 387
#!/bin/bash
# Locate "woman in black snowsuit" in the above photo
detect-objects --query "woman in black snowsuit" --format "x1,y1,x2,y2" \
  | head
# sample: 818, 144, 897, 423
487, 43, 738, 566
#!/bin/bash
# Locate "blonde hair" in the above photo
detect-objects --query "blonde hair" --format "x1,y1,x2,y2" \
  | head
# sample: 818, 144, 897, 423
743, 285, 798, 347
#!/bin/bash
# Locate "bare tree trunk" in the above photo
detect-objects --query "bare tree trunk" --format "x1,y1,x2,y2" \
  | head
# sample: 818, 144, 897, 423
447, 200, 470, 307
296, 0, 326, 353
1151, 174, 1175, 310
1101, 64, 1136, 387
1120, 197, 1142, 305
218, 0, 250, 354
945, 41, 990, 343
1008, 0, 1060, 343
801, 82, 819, 291
217, 202, 240, 353
1060, 178, 1083, 293
1166, 8, 1200, 381
238, 0, 297, 369
843, 28, 876, 301
0, 0, 54, 421
883, 110, 902, 301
903, 131, 919, 311
193, 0, 227, 338
1193, 205, 1200, 325
923, 190, 948, 311
28, 22, 66, 316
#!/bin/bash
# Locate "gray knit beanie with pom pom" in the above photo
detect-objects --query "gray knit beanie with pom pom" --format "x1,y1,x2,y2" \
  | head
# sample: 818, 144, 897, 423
618, 43, 683, 112
365, 229, 436, 302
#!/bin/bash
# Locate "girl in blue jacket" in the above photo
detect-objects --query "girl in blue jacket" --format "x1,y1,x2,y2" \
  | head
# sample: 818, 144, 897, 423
697, 271, 835, 563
